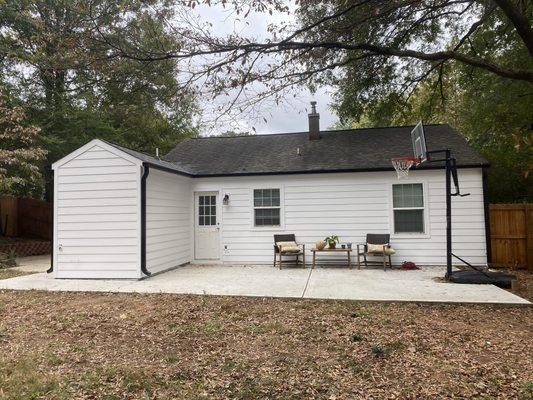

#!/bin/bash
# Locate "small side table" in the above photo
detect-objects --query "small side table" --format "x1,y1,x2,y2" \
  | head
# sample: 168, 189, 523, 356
310, 247, 353, 269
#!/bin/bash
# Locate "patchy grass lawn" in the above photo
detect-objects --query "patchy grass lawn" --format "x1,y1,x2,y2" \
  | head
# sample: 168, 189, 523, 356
0, 269, 34, 280
0, 291, 531, 400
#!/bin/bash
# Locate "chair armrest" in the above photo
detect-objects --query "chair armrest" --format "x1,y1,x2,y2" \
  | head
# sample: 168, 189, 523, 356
356, 243, 364, 253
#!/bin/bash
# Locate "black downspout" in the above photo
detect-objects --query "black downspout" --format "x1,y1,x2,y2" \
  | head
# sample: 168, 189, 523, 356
482, 166, 492, 264
445, 149, 452, 279
47, 166, 54, 273
140, 165, 151, 277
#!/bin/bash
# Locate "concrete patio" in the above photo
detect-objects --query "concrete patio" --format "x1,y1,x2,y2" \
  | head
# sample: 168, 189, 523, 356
1, 256, 529, 304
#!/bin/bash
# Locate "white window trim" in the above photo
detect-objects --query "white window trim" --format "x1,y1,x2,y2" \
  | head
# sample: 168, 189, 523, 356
389, 181, 430, 239
250, 186, 284, 230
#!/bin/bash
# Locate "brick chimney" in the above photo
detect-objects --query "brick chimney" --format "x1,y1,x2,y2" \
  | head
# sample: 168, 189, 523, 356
308, 101, 320, 140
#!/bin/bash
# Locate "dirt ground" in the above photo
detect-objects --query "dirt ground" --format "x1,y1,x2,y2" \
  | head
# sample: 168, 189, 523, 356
0, 290, 531, 400
507, 269, 533, 302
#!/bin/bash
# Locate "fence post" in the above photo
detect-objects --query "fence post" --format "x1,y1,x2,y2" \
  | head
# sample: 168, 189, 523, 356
0, 197, 18, 236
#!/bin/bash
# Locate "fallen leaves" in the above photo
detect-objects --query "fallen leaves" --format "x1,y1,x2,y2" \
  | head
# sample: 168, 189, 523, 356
0, 289, 531, 399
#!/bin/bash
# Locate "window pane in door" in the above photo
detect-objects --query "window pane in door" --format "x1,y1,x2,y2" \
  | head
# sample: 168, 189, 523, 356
198, 196, 217, 226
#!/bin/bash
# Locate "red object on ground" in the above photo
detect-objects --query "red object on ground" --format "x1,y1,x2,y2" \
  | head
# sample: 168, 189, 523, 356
401, 261, 419, 270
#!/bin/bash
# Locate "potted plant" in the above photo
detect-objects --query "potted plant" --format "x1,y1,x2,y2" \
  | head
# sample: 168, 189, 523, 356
324, 235, 339, 249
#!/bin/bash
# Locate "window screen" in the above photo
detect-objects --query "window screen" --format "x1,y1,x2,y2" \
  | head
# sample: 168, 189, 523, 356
253, 189, 281, 226
392, 184, 424, 233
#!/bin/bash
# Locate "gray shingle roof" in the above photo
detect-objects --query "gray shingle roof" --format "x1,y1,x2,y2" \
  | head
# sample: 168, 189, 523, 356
102, 140, 195, 175
162, 124, 487, 177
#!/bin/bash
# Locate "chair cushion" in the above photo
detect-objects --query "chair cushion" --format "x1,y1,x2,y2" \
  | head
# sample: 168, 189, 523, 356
384, 246, 396, 255
367, 243, 396, 255
276, 241, 301, 253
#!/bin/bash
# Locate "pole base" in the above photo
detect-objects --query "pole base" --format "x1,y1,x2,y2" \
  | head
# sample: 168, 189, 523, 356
448, 270, 516, 288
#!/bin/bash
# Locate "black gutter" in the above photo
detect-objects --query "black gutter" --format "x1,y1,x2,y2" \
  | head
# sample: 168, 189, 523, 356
189, 163, 489, 179
482, 166, 492, 263
122, 150, 488, 179
140, 164, 151, 277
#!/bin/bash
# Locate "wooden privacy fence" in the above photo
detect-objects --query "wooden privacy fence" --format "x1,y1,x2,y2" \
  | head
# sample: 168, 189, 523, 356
489, 204, 532, 271
0, 197, 52, 240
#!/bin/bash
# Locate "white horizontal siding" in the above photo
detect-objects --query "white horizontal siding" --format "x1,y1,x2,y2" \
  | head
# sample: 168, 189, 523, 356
146, 169, 192, 274
192, 169, 487, 266
54, 144, 141, 279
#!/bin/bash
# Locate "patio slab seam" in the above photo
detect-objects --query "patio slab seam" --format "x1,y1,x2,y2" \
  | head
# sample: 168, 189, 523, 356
300, 267, 313, 298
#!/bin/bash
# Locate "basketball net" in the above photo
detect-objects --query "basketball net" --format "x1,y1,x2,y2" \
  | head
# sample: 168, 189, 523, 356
391, 157, 421, 179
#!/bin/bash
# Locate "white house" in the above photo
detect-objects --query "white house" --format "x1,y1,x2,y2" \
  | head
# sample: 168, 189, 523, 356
51, 109, 490, 279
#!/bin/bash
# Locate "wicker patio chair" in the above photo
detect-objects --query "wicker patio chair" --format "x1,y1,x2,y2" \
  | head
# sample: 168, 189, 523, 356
273, 234, 305, 269
356, 233, 395, 271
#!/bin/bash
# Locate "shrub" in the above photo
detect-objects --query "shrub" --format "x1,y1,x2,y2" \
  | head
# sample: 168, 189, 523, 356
0, 251, 17, 269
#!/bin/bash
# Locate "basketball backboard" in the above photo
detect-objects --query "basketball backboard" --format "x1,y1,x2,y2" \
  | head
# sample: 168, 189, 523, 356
411, 121, 427, 164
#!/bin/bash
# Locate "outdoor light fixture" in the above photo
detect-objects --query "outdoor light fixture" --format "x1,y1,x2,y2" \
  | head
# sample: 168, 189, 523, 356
223, 193, 230, 205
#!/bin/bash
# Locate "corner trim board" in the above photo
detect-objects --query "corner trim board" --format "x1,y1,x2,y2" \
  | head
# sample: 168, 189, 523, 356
482, 166, 492, 263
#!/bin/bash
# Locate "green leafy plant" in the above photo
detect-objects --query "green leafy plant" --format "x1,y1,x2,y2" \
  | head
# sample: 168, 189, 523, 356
324, 235, 339, 244
324, 235, 339, 249
371, 344, 385, 357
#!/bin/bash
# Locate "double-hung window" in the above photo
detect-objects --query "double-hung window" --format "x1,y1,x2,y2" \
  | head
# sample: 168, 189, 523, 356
392, 183, 425, 234
253, 188, 281, 226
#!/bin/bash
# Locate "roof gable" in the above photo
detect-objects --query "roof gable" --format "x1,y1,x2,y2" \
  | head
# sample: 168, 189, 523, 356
102, 140, 194, 176
52, 139, 142, 170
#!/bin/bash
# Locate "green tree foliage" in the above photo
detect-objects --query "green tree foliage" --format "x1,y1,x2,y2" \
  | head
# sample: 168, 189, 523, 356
0, 94, 47, 198
0, 0, 199, 198
325, 6, 532, 203
371, 66, 532, 202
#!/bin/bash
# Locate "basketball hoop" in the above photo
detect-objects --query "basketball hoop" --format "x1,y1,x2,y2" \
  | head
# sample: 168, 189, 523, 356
391, 157, 421, 179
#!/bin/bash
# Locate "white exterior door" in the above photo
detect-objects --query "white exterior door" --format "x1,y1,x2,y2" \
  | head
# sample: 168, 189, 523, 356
194, 192, 220, 260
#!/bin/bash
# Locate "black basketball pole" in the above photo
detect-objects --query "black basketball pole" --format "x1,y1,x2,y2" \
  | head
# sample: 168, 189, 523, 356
426, 149, 454, 279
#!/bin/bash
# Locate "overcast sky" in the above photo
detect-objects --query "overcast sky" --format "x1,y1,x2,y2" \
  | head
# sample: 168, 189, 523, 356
189, 2, 338, 135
